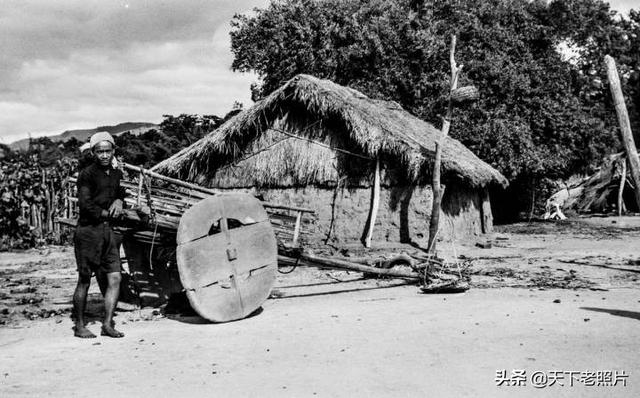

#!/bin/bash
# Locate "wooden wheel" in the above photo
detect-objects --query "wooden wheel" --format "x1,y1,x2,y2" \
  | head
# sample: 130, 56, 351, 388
176, 193, 277, 322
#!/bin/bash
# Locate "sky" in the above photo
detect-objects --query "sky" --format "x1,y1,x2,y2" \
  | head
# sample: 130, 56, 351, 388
0, 0, 268, 143
0, 0, 635, 144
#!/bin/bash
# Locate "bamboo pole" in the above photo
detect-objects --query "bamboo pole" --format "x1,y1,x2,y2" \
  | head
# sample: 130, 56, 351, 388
120, 179, 208, 201
618, 157, 627, 216
122, 163, 315, 214
123, 163, 218, 196
362, 158, 381, 248
605, 55, 640, 210
428, 34, 461, 253
137, 168, 144, 207
261, 202, 315, 214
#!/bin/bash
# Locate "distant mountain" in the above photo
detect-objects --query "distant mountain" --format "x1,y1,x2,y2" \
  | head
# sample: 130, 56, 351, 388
9, 122, 159, 151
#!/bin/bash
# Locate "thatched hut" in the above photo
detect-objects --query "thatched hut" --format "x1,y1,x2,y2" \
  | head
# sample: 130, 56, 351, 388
153, 74, 508, 247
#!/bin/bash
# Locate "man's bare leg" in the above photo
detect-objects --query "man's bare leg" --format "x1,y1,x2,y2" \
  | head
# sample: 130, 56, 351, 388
73, 277, 96, 338
96, 271, 107, 296
96, 271, 117, 328
101, 272, 124, 338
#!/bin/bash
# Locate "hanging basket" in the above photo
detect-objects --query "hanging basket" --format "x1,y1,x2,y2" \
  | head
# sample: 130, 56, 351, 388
450, 85, 479, 104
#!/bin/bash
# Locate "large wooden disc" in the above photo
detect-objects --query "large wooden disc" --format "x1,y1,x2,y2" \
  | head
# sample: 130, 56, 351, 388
176, 193, 277, 322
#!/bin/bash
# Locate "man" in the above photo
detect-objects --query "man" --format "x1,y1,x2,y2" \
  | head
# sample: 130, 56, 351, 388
73, 132, 125, 338
77, 141, 116, 302
77, 142, 93, 170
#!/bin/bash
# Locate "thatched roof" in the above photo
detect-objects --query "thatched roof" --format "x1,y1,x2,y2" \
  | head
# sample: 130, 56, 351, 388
572, 152, 636, 212
153, 74, 508, 189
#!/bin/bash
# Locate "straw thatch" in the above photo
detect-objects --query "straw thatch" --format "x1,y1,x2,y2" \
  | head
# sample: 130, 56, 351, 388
153, 74, 508, 189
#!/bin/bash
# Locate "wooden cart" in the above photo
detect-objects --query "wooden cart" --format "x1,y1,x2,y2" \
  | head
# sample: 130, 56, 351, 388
61, 163, 453, 323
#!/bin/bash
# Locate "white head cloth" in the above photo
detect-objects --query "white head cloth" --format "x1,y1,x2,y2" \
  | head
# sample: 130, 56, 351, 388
79, 142, 91, 153
89, 131, 115, 148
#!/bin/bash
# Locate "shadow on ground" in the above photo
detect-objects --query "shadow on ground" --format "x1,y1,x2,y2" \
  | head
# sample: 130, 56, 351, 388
581, 307, 640, 321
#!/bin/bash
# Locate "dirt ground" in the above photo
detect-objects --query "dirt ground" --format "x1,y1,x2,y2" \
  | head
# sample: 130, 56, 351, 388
1, 216, 640, 397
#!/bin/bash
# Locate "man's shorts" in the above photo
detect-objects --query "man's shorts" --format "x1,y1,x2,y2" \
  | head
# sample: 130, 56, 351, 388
74, 222, 121, 279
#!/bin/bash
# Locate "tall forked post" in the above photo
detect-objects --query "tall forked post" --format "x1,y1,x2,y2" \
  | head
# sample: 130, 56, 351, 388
427, 35, 462, 253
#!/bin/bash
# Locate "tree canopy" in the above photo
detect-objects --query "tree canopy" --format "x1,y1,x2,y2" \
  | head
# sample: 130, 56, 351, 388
230, 0, 639, 216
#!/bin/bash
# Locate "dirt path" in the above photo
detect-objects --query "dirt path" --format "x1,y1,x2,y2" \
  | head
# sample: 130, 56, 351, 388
1, 217, 640, 397
1, 287, 638, 397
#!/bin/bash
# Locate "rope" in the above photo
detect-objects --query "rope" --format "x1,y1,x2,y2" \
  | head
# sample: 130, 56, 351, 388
216, 136, 292, 172
148, 221, 158, 271
271, 127, 374, 161
141, 174, 157, 271
215, 119, 333, 172
278, 256, 300, 274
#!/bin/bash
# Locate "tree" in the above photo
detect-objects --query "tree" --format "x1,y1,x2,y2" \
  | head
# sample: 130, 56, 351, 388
546, 1, 640, 142
116, 110, 241, 167
231, 0, 637, 218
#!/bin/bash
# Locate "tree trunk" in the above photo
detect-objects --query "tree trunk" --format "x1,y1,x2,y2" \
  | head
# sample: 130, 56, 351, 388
428, 35, 460, 253
618, 157, 627, 216
605, 55, 640, 210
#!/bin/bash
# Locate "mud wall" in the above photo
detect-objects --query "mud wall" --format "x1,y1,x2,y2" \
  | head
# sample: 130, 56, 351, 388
226, 184, 486, 246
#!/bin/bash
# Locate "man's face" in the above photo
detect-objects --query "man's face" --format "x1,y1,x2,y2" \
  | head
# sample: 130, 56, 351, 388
93, 141, 114, 167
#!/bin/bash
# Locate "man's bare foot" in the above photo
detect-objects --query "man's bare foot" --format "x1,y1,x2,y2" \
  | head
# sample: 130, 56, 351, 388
74, 325, 96, 339
101, 324, 124, 338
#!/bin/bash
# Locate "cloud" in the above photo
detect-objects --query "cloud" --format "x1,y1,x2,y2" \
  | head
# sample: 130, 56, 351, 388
1, 0, 635, 143
609, 0, 637, 14
0, 0, 268, 142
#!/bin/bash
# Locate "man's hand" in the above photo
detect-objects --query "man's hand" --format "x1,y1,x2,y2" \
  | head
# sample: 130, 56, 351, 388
134, 205, 151, 224
108, 199, 123, 218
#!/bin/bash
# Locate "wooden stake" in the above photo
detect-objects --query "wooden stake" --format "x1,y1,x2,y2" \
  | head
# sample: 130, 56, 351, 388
428, 34, 462, 253
618, 157, 627, 216
605, 55, 640, 210
480, 188, 493, 233
44, 186, 51, 232
292, 211, 302, 246
363, 158, 381, 248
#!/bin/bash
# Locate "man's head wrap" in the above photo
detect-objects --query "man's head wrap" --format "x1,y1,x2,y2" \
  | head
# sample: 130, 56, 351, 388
79, 142, 91, 153
89, 131, 115, 149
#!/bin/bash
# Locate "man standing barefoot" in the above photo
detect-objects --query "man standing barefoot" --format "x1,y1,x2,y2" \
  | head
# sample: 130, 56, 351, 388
72, 132, 125, 338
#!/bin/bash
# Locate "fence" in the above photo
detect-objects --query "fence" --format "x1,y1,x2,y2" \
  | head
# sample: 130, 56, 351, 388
0, 157, 76, 249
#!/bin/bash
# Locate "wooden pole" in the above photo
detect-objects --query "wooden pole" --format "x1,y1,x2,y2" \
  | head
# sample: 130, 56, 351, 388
44, 187, 52, 233
480, 188, 493, 233
292, 211, 302, 246
428, 34, 461, 253
363, 158, 381, 248
66, 185, 71, 218
122, 162, 315, 214
123, 162, 218, 196
605, 55, 640, 210
137, 167, 144, 207
618, 157, 627, 216
280, 253, 420, 280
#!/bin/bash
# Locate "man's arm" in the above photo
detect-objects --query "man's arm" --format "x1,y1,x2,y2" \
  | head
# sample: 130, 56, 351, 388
108, 170, 125, 218
77, 171, 108, 221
